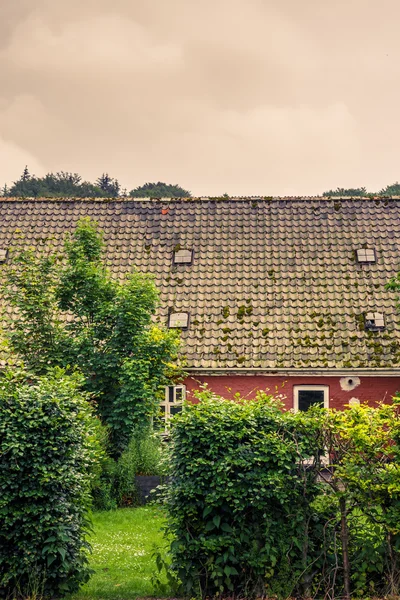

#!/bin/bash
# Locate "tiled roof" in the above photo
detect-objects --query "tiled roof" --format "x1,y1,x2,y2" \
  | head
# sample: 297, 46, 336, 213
1, 196, 400, 370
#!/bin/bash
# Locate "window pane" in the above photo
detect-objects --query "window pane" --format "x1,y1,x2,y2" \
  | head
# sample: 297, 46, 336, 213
168, 387, 174, 402
175, 388, 183, 402
298, 390, 324, 411
170, 405, 183, 416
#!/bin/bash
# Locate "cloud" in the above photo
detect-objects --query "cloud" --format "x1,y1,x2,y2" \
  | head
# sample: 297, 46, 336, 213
0, 0, 399, 195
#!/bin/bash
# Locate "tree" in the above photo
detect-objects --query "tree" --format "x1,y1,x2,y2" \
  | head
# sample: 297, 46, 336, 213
379, 182, 400, 196
96, 173, 120, 197
129, 181, 191, 198
1, 219, 180, 455
7, 168, 109, 198
322, 187, 367, 197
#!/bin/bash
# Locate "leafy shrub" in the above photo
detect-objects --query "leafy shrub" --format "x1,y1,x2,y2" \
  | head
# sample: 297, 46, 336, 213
91, 429, 169, 509
165, 390, 321, 598
0, 368, 102, 598
165, 391, 400, 599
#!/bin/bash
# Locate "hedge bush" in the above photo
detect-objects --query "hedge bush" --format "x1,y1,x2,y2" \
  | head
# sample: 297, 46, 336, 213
0, 369, 102, 598
165, 389, 400, 599
165, 390, 322, 598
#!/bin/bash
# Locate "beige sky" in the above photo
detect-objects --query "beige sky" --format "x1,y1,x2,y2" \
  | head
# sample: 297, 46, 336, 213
1, 0, 399, 196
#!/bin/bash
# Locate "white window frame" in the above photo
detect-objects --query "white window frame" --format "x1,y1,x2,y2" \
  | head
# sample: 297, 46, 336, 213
293, 385, 329, 412
158, 385, 186, 430
356, 248, 376, 263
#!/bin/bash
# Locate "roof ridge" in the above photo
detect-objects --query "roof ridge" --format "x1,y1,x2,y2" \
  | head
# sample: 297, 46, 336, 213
1, 196, 400, 202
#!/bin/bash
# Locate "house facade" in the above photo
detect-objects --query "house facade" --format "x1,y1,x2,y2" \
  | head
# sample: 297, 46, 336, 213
1, 196, 400, 411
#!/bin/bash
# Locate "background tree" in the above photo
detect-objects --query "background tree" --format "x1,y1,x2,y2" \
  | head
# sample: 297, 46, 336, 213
379, 182, 400, 196
96, 173, 120, 197
7, 168, 109, 198
322, 187, 367, 197
1, 219, 180, 454
129, 181, 191, 198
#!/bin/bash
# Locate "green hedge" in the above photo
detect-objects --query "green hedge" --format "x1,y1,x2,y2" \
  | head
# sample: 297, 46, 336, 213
165, 391, 321, 598
165, 390, 400, 599
0, 369, 102, 598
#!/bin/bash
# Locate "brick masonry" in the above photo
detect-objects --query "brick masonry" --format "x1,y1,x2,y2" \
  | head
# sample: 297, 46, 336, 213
185, 374, 400, 410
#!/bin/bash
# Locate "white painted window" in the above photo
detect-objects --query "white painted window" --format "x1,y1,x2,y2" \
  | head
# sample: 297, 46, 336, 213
157, 385, 186, 430
357, 248, 376, 263
293, 385, 329, 412
168, 312, 189, 328
173, 249, 193, 264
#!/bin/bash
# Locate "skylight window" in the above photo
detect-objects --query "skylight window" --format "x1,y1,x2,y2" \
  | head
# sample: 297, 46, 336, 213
365, 312, 385, 331
0, 249, 8, 263
168, 312, 189, 329
357, 248, 376, 263
173, 249, 193, 265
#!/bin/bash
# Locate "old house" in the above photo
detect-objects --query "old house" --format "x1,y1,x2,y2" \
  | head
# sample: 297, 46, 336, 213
1, 196, 400, 414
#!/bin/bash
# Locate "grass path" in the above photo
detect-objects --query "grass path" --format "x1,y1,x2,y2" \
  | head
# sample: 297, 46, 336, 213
72, 506, 168, 600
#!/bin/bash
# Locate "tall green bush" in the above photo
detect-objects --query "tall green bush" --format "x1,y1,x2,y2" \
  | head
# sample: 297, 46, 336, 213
0, 369, 102, 598
165, 390, 400, 599
165, 390, 321, 598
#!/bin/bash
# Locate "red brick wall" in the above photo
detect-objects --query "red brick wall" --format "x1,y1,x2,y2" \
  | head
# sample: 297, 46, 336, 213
184, 375, 400, 410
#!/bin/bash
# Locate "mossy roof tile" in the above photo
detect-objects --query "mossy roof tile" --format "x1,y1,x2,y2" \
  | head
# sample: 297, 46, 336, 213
1, 196, 400, 369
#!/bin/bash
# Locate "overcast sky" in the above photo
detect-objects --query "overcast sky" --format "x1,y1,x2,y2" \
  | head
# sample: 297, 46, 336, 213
1, 0, 399, 196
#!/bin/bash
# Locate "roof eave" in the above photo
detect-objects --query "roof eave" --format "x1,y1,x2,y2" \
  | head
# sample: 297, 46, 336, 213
186, 367, 400, 377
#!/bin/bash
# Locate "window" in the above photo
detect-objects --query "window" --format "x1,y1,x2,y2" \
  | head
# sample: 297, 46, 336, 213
0, 249, 8, 263
157, 385, 186, 431
168, 312, 189, 328
173, 249, 193, 265
293, 385, 329, 412
365, 312, 385, 331
357, 248, 376, 263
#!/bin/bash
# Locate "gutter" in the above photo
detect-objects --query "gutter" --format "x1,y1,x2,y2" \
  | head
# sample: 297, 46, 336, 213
185, 368, 400, 377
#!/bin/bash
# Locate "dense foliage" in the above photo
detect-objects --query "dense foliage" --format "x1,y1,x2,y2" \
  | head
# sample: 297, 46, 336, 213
322, 186, 367, 197
0, 369, 102, 598
92, 429, 169, 510
129, 181, 191, 198
3, 167, 118, 198
322, 182, 400, 196
1, 219, 180, 455
1, 167, 190, 199
165, 389, 400, 599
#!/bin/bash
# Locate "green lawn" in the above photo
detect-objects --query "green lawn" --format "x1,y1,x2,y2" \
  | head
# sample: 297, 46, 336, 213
72, 506, 169, 600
